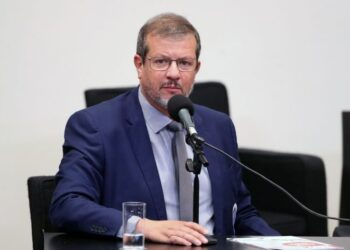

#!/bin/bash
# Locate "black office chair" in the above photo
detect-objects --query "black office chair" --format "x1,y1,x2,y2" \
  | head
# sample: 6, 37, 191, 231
84, 82, 328, 236
333, 111, 350, 236
28, 176, 61, 250
240, 149, 327, 236
85, 86, 135, 108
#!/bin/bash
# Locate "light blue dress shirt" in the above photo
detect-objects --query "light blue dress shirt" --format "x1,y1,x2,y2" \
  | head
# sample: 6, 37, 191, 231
117, 88, 214, 237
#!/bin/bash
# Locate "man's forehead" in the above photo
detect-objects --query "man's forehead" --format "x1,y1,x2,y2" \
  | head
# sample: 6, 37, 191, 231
145, 33, 197, 57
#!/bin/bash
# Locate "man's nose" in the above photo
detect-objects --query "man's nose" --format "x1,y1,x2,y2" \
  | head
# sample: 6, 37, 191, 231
166, 61, 180, 79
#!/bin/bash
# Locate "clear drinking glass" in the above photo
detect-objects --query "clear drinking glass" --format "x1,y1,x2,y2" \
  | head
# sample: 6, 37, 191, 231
122, 202, 146, 249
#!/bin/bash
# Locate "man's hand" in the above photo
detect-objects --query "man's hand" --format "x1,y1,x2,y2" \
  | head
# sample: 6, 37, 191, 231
136, 218, 209, 246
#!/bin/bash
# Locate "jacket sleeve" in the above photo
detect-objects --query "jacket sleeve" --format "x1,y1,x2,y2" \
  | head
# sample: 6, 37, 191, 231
235, 176, 280, 236
49, 110, 121, 237
226, 117, 280, 236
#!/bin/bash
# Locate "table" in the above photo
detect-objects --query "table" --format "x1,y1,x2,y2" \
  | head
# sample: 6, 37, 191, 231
45, 233, 350, 250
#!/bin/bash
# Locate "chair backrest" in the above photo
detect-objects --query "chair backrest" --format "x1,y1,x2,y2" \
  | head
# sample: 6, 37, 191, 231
240, 149, 328, 236
84, 81, 230, 115
85, 87, 134, 108
190, 81, 229, 115
27, 176, 60, 250
340, 111, 350, 225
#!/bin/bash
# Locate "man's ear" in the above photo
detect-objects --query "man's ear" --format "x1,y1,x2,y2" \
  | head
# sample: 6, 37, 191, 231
134, 54, 143, 79
195, 60, 201, 74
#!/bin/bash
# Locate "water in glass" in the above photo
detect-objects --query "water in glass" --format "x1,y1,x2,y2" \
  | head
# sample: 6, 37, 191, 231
122, 233, 144, 249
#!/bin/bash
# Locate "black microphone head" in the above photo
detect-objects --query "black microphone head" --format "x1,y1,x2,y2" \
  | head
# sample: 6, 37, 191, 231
167, 95, 194, 122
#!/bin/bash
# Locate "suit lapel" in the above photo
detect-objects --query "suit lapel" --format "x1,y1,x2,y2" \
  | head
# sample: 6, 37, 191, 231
193, 109, 225, 233
123, 88, 167, 220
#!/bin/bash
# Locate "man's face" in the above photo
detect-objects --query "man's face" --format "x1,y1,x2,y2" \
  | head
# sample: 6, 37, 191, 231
134, 34, 200, 115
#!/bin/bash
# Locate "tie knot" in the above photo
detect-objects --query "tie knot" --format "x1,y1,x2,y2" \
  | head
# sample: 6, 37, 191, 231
167, 121, 183, 132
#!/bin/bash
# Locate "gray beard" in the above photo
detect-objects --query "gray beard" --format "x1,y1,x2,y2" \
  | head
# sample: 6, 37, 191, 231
155, 97, 169, 110
154, 85, 193, 110
141, 83, 194, 111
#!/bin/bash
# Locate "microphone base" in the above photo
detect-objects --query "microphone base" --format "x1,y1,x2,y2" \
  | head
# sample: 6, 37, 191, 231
203, 234, 218, 245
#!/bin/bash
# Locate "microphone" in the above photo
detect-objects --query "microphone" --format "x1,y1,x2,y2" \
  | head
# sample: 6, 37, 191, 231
167, 95, 198, 136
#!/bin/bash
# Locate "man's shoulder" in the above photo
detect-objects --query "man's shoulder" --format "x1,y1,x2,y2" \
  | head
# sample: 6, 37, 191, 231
194, 104, 231, 121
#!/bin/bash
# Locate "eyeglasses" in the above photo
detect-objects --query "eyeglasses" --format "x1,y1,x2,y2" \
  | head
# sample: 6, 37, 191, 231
147, 57, 197, 72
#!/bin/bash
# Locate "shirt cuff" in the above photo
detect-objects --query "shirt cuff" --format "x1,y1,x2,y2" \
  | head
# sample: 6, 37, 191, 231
116, 216, 142, 238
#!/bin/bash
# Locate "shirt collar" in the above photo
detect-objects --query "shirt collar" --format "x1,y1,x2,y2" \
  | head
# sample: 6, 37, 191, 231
138, 87, 172, 134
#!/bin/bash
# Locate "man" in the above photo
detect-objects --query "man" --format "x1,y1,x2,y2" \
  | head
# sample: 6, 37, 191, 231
50, 13, 279, 246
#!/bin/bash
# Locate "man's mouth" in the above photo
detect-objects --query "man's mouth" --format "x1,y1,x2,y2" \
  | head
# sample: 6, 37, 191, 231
161, 82, 182, 91
163, 86, 180, 90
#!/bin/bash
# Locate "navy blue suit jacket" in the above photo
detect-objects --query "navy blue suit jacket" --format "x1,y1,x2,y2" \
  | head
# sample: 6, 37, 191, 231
50, 87, 278, 237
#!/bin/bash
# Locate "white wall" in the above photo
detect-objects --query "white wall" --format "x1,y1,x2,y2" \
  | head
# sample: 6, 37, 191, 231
1, 0, 350, 249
